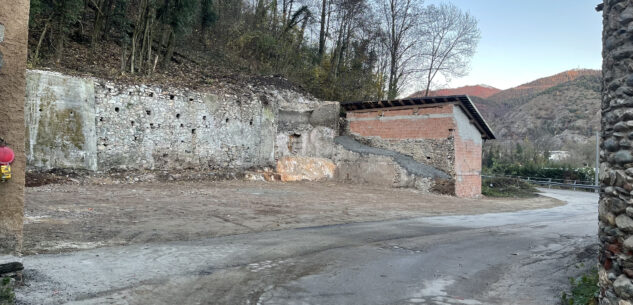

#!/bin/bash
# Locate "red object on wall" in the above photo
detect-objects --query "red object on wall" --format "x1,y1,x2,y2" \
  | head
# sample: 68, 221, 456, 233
0, 146, 15, 165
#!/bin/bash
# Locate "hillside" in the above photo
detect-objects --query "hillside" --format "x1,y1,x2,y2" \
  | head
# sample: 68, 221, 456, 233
492, 74, 601, 147
410, 85, 501, 99
487, 69, 601, 109
426, 70, 602, 149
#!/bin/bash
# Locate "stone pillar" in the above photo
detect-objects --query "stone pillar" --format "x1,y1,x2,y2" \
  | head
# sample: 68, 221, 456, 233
0, 0, 29, 254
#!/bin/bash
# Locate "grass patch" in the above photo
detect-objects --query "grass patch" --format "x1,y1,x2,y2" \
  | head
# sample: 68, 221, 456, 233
0, 277, 15, 305
482, 177, 538, 198
561, 268, 598, 305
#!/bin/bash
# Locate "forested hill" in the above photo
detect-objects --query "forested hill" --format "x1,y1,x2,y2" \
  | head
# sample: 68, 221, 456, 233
492, 74, 601, 147
409, 85, 501, 99
26, 0, 480, 103
487, 69, 601, 108
436, 70, 600, 151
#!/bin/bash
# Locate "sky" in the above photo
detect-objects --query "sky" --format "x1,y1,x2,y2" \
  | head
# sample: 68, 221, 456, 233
425, 0, 603, 90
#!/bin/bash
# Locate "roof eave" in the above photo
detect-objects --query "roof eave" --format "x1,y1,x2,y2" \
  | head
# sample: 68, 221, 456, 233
341, 95, 496, 140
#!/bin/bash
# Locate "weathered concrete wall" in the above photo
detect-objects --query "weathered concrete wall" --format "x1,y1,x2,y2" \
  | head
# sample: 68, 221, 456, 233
25, 71, 97, 171
24, 70, 338, 174
598, 2, 633, 304
275, 101, 339, 159
453, 106, 483, 198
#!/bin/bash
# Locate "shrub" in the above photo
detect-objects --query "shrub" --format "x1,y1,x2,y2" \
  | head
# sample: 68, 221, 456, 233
482, 177, 538, 198
487, 163, 595, 183
561, 269, 598, 305
0, 277, 15, 305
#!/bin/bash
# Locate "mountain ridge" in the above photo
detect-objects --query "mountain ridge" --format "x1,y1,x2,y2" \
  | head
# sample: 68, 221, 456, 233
418, 69, 602, 149
409, 85, 501, 99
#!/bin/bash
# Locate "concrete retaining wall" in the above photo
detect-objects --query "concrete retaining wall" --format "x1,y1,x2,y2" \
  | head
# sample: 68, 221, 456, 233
25, 70, 337, 172
25, 71, 98, 171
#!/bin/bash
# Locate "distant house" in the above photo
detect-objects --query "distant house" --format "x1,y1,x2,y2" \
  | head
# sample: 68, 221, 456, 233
548, 151, 570, 162
341, 95, 495, 198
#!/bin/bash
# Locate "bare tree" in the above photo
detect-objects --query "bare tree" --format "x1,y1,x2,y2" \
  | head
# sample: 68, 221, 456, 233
379, 0, 422, 99
318, 0, 328, 59
418, 3, 479, 96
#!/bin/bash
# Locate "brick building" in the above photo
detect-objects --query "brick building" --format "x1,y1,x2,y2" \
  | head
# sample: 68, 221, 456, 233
341, 95, 495, 198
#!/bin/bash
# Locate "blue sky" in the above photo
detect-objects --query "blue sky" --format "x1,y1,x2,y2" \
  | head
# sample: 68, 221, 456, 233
426, 0, 602, 90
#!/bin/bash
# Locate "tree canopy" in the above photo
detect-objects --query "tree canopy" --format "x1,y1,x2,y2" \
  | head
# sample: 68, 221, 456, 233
27, 0, 480, 101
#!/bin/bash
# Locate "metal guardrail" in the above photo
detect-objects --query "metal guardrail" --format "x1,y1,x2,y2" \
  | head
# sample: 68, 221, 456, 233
482, 175, 599, 191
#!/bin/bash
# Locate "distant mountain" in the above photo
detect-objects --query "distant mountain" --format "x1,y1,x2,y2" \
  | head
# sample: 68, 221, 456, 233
493, 74, 601, 148
410, 85, 501, 99
417, 69, 602, 149
487, 69, 601, 108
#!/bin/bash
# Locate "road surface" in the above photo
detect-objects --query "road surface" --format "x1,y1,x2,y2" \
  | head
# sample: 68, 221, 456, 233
14, 188, 598, 305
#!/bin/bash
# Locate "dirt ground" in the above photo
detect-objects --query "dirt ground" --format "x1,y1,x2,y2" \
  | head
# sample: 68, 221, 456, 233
23, 180, 563, 255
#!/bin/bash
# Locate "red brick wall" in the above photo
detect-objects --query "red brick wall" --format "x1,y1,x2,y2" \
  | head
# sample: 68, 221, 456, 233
454, 135, 482, 198
346, 103, 483, 198
347, 105, 456, 140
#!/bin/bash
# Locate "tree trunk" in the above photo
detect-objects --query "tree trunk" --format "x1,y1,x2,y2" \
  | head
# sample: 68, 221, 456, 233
130, 36, 135, 73
0, 0, 30, 254
33, 19, 50, 65
271, 0, 278, 33
54, 21, 64, 65
120, 39, 127, 72
330, 14, 346, 79
162, 28, 175, 68
91, 0, 105, 49
297, 14, 308, 51
255, 0, 265, 29
387, 50, 398, 99
145, 8, 154, 75
282, 0, 287, 26
317, 0, 327, 59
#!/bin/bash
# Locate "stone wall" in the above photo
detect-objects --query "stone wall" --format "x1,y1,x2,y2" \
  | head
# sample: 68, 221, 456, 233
25, 70, 338, 173
599, 2, 633, 304
94, 82, 277, 171
332, 135, 451, 193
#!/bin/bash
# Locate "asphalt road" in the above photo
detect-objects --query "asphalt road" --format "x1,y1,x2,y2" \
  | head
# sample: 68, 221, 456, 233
14, 188, 598, 305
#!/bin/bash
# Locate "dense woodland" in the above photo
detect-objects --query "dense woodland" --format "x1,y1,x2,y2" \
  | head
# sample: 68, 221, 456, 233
27, 0, 479, 101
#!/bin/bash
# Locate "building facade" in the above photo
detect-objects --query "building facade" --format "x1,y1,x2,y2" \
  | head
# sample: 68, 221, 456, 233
341, 95, 495, 198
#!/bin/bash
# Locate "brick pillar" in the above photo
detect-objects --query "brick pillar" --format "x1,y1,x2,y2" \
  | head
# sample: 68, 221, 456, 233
599, 1, 633, 303
0, 0, 29, 254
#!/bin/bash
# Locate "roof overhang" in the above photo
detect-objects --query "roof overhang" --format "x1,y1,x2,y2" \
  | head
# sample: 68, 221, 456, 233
340, 95, 496, 140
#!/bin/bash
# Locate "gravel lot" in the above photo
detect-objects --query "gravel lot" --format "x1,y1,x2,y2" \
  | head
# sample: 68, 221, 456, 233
23, 180, 563, 254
